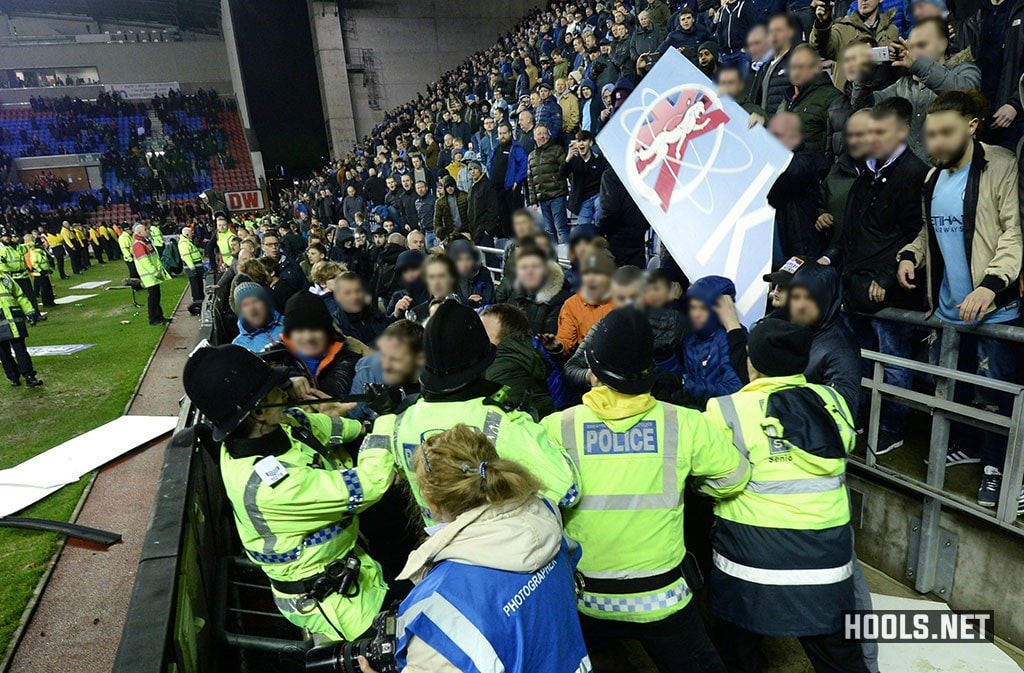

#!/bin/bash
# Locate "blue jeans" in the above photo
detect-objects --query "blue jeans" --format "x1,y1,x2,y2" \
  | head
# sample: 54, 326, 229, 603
577, 193, 602, 225
539, 195, 570, 245
848, 315, 914, 435
424, 231, 438, 249
719, 50, 751, 79
931, 321, 1021, 469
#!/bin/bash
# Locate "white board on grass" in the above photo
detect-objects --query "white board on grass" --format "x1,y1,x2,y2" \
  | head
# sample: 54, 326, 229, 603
27, 344, 95, 356
69, 280, 111, 290
53, 294, 97, 305
0, 415, 177, 517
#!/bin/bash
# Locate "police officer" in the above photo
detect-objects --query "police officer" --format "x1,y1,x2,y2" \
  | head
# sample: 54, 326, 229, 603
703, 319, 866, 673
366, 299, 581, 526
541, 307, 751, 673
131, 223, 170, 325
182, 344, 394, 640
25, 236, 55, 308
178, 226, 205, 303
0, 269, 42, 387
0, 235, 37, 311
117, 226, 137, 279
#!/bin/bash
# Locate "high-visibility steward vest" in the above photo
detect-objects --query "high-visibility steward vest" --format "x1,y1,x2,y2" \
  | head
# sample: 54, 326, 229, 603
150, 224, 164, 248
703, 374, 857, 637
178, 236, 204, 270
89, 228, 100, 246
220, 409, 393, 639
0, 273, 33, 340
542, 389, 750, 624
26, 247, 52, 276
60, 226, 78, 250
368, 396, 580, 525
217, 230, 235, 267
118, 231, 134, 263
397, 531, 592, 673
45, 233, 60, 249
0, 243, 29, 279
131, 235, 170, 288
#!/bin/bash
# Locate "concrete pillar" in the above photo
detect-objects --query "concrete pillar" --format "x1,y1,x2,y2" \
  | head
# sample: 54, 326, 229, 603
221, 0, 267, 185
307, 0, 357, 160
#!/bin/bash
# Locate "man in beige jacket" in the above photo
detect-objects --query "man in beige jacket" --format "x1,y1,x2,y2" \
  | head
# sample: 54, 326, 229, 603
897, 90, 1022, 512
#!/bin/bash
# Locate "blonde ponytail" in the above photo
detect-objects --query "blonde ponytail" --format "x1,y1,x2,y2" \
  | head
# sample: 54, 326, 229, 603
413, 425, 542, 518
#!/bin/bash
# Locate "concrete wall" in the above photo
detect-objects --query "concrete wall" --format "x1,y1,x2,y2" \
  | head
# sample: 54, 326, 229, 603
335, 0, 546, 144
0, 40, 232, 94
849, 474, 1024, 650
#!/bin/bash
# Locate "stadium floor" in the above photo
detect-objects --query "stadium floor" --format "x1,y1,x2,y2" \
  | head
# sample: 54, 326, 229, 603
0, 262, 186, 663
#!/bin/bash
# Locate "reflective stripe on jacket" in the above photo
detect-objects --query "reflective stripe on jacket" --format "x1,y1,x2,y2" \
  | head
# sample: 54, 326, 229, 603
219, 410, 392, 638
704, 374, 857, 636
543, 390, 750, 623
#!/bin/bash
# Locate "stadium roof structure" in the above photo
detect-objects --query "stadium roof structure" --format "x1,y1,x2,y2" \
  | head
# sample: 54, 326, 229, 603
0, 0, 222, 34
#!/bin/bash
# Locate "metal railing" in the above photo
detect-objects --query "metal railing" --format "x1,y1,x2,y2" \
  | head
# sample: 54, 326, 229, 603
851, 307, 1024, 595
477, 244, 571, 280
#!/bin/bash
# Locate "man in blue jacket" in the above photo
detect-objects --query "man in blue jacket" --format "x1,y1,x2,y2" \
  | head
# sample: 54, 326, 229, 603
680, 276, 746, 410
490, 122, 529, 236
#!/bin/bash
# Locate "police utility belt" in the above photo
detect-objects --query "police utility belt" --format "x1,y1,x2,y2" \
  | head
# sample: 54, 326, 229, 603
268, 552, 362, 604
579, 553, 703, 594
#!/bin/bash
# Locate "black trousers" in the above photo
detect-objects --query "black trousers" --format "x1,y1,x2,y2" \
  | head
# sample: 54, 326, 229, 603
715, 621, 870, 673
34, 274, 55, 306
186, 268, 205, 302
94, 243, 105, 263
67, 246, 81, 273
0, 338, 35, 381
495, 186, 521, 237
126, 260, 139, 280
54, 247, 69, 279
15, 276, 37, 311
79, 246, 91, 269
581, 600, 726, 673
146, 284, 163, 323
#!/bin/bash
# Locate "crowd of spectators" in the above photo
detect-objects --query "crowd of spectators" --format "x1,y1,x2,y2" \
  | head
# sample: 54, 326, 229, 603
257, 0, 1024, 520
3, 0, 1022, 669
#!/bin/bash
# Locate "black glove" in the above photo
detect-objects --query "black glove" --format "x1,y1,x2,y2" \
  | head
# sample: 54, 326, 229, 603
365, 383, 404, 416
28, 312, 40, 326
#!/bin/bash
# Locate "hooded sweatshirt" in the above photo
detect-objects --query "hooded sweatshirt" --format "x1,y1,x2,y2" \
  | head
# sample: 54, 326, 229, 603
680, 276, 745, 409
784, 264, 861, 417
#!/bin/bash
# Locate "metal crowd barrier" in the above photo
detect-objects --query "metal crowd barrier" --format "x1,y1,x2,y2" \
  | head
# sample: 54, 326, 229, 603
853, 307, 1024, 595
477, 244, 571, 281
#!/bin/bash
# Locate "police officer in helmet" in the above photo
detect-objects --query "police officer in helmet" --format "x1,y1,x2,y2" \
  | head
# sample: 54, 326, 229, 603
542, 306, 751, 673
183, 344, 394, 641
363, 298, 581, 527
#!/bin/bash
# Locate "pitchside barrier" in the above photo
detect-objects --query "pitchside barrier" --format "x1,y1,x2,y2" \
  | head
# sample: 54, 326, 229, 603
112, 263, 1024, 673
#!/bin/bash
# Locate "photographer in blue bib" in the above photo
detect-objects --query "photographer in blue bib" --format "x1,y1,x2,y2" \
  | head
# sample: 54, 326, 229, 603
348, 424, 591, 673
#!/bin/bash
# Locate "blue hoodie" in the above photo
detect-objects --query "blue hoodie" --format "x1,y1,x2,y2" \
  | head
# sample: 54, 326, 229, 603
231, 310, 285, 354
680, 276, 744, 409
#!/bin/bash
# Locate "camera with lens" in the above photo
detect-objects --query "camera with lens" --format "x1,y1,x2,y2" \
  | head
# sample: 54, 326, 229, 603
306, 607, 398, 673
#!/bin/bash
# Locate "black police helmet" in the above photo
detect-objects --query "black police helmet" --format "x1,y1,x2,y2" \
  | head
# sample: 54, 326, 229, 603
584, 307, 656, 395
420, 299, 496, 393
183, 344, 291, 441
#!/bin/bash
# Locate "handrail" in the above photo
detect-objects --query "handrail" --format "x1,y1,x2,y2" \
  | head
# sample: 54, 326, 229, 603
870, 306, 1024, 343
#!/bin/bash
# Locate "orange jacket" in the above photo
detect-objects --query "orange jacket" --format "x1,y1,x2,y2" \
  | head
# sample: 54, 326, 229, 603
555, 292, 613, 355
